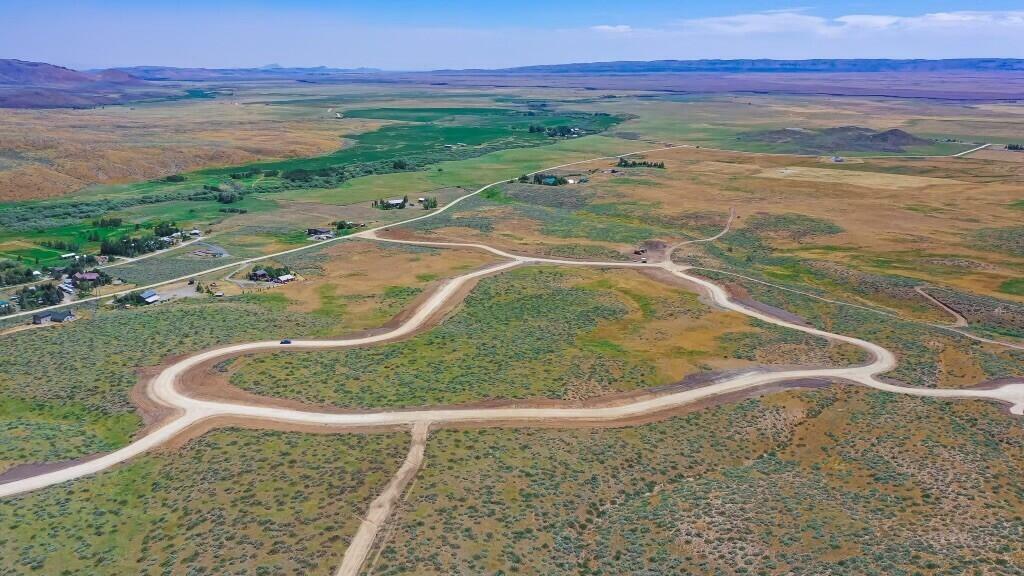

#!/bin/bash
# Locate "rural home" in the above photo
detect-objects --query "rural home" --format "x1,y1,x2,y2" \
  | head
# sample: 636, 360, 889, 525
250, 269, 271, 282
31, 310, 73, 324
387, 199, 405, 208
72, 271, 100, 285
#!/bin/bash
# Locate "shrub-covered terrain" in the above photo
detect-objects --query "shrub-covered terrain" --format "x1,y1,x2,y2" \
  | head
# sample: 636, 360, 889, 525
0, 429, 407, 575
230, 267, 857, 408
0, 298, 335, 472
373, 387, 1024, 575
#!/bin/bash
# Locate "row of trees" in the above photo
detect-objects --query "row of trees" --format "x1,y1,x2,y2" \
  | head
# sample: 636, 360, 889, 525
41, 239, 79, 252
617, 157, 665, 168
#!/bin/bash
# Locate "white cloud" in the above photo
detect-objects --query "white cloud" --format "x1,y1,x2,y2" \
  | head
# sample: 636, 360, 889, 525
679, 12, 828, 35
590, 24, 633, 34
677, 10, 1024, 37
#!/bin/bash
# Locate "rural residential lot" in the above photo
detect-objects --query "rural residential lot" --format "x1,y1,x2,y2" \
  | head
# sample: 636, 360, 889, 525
1, 57, 1023, 575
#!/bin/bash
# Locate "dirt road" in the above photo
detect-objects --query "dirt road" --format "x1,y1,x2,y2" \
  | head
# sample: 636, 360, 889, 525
3, 248, 1022, 500
334, 422, 429, 576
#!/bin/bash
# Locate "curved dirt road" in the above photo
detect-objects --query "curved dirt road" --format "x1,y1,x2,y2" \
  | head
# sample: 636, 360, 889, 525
3, 247, 1023, 499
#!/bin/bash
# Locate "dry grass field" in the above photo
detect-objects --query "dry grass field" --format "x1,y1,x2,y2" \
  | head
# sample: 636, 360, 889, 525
0, 93, 383, 200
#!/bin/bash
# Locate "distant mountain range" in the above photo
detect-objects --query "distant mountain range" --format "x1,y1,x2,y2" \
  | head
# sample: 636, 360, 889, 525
0, 59, 161, 108
0, 59, 143, 87
2, 58, 1023, 108
485, 58, 1024, 74
106, 65, 382, 81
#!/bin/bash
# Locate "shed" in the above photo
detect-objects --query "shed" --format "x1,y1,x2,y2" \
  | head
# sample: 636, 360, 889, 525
140, 289, 161, 304
276, 274, 295, 283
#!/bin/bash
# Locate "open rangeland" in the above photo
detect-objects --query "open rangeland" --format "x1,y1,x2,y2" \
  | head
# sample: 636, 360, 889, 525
1, 90, 1023, 576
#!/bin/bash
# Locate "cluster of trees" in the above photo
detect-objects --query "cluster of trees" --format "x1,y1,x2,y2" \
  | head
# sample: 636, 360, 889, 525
421, 197, 438, 210
392, 159, 412, 170
216, 190, 241, 204
219, 207, 248, 214
15, 283, 63, 309
92, 217, 124, 228
282, 167, 334, 182
520, 173, 568, 186
0, 259, 35, 287
528, 124, 580, 137
41, 239, 79, 252
113, 291, 147, 307
152, 221, 180, 237
248, 265, 291, 281
372, 196, 409, 210
229, 170, 259, 179
617, 157, 665, 168
100, 221, 179, 257
1009, 144, 1023, 151
163, 174, 186, 182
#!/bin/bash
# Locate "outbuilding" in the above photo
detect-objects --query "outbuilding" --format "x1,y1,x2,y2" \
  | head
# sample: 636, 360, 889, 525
140, 289, 161, 304
276, 274, 295, 283
51, 310, 74, 323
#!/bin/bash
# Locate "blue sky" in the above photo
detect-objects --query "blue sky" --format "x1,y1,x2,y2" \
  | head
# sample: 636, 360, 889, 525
4, 1, 1024, 69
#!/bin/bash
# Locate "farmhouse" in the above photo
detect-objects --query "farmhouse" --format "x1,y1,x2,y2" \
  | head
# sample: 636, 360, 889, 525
72, 271, 100, 284
139, 289, 161, 304
250, 269, 271, 282
387, 199, 405, 208
31, 311, 52, 324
